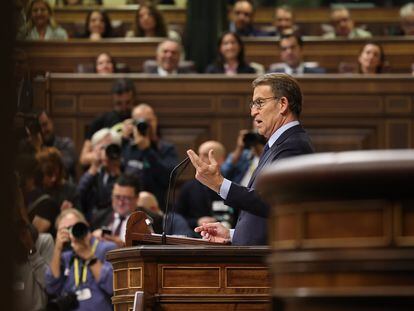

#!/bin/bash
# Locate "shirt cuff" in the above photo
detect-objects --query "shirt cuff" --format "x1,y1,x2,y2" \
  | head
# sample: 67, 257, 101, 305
219, 178, 232, 200
229, 229, 235, 242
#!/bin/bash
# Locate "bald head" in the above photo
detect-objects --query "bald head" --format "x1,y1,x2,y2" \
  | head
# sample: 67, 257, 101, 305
137, 191, 161, 215
198, 140, 226, 165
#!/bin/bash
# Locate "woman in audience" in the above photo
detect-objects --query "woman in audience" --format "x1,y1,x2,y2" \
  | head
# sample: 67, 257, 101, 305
95, 52, 116, 74
126, 2, 181, 42
82, 10, 114, 40
358, 42, 386, 74
25, 0, 68, 40
36, 147, 80, 213
205, 31, 256, 75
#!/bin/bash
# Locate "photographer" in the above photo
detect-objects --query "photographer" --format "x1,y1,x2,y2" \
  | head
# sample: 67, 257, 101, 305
46, 208, 116, 311
122, 104, 178, 209
77, 128, 122, 222
221, 128, 266, 186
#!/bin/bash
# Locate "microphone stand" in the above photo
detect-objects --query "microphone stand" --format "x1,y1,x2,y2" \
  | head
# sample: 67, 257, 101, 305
161, 156, 190, 245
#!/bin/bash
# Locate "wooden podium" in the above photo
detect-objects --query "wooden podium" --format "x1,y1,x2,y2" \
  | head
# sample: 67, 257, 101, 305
107, 212, 271, 311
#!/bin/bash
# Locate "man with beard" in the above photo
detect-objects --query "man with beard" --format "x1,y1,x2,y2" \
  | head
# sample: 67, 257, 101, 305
38, 110, 77, 180
80, 78, 136, 166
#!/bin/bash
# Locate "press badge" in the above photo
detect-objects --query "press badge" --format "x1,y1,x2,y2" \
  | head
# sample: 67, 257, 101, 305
76, 288, 92, 301
64, 268, 70, 276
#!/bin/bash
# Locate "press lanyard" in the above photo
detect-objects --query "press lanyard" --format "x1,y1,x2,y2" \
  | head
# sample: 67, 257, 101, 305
74, 239, 98, 288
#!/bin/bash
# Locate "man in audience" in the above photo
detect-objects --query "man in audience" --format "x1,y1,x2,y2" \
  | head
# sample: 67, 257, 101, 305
269, 33, 326, 74
229, 0, 266, 37
268, 5, 297, 37
400, 3, 414, 36
221, 128, 266, 186
122, 103, 179, 209
149, 39, 191, 75
92, 174, 141, 247
136, 191, 196, 237
38, 110, 77, 180
78, 128, 122, 222
187, 73, 315, 245
323, 6, 372, 39
80, 78, 136, 166
175, 141, 236, 231
46, 208, 116, 311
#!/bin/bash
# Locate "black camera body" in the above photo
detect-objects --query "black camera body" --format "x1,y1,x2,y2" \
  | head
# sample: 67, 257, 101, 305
134, 118, 149, 136
105, 143, 121, 160
47, 292, 79, 311
243, 132, 266, 149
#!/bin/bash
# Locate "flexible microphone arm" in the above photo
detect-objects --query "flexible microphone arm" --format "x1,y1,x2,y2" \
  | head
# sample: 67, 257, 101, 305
161, 156, 190, 244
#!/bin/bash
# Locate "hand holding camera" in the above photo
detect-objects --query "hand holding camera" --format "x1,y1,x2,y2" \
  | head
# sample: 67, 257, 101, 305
69, 222, 94, 260
133, 118, 151, 150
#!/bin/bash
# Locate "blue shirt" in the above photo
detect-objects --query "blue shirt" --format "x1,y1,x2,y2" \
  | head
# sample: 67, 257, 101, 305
45, 238, 116, 311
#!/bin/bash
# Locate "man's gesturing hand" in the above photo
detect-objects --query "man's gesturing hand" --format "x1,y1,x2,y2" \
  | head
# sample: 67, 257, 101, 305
187, 149, 224, 193
194, 222, 231, 244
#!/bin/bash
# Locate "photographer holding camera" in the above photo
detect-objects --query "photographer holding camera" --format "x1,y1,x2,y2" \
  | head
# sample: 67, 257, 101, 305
121, 104, 178, 209
46, 208, 116, 311
221, 128, 266, 186
77, 128, 122, 222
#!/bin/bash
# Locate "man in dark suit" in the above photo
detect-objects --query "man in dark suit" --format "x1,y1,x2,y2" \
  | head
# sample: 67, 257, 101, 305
187, 73, 314, 245
268, 33, 326, 74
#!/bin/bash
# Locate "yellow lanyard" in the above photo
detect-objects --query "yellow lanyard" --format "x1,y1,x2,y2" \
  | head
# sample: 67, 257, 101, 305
74, 239, 98, 288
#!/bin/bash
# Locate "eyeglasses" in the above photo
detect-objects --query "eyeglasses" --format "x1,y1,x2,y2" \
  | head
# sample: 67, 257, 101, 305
249, 97, 278, 110
112, 194, 135, 203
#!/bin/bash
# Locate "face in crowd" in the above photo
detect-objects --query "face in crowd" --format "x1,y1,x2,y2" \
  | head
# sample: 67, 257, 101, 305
358, 43, 383, 74
279, 36, 302, 68
88, 11, 106, 36
274, 8, 293, 34
111, 183, 138, 218
232, 0, 254, 31
38, 111, 54, 144
31, 0, 51, 29
156, 40, 181, 73
331, 8, 354, 37
113, 90, 135, 117
220, 33, 241, 63
138, 6, 156, 34
132, 105, 158, 140
96, 53, 114, 74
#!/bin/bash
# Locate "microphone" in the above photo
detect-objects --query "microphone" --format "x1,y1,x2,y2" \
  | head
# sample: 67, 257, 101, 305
161, 156, 191, 244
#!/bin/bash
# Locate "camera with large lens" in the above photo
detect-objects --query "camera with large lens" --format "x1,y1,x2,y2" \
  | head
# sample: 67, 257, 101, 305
47, 292, 79, 311
69, 222, 89, 240
105, 143, 121, 160
242, 131, 266, 149
133, 118, 148, 136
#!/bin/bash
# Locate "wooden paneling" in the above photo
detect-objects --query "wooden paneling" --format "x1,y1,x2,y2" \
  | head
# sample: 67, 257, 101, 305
33, 74, 414, 163
18, 37, 414, 75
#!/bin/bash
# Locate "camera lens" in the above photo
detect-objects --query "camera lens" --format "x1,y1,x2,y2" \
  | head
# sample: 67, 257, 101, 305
134, 118, 148, 136
105, 143, 121, 160
70, 222, 89, 240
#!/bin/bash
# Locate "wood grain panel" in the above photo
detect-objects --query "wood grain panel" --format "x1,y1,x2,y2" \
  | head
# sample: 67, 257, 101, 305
226, 267, 270, 288
161, 267, 220, 288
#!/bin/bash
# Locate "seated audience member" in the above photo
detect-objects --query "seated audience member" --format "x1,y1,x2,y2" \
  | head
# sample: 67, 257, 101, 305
13, 177, 54, 311
175, 141, 236, 231
268, 5, 298, 37
358, 42, 386, 74
13, 49, 33, 114
78, 128, 122, 222
122, 104, 179, 208
146, 39, 192, 75
36, 147, 80, 211
399, 3, 414, 36
46, 208, 116, 311
221, 128, 265, 186
269, 33, 326, 74
80, 78, 136, 166
92, 174, 141, 247
205, 31, 256, 75
25, 0, 68, 40
17, 153, 60, 237
81, 10, 114, 40
229, 0, 266, 37
323, 6, 372, 39
137, 191, 196, 237
95, 52, 115, 74
38, 110, 77, 180
126, 2, 181, 42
